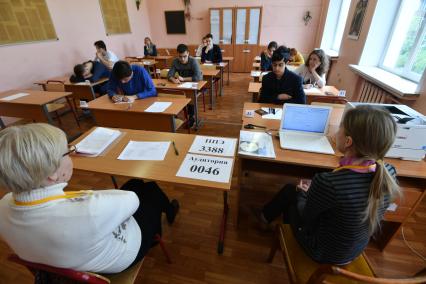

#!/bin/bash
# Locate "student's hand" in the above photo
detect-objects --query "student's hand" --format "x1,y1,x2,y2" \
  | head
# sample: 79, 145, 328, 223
303, 84, 314, 89
170, 77, 180, 84
96, 52, 102, 59
178, 76, 185, 82
111, 95, 123, 103
277, 94, 292, 100
309, 62, 320, 73
297, 179, 312, 192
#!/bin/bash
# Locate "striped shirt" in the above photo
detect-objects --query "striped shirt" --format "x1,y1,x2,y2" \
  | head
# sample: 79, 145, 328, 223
294, 164, 395, 264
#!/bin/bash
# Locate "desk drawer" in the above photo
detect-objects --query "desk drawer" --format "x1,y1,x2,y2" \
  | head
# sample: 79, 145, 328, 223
384, 188, 423, 222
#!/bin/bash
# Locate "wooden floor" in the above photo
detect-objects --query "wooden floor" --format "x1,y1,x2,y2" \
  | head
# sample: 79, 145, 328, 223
0, 73, 425, 283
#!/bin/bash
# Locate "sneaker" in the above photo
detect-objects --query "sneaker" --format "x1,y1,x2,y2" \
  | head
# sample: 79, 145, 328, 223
167, 199, 180, 225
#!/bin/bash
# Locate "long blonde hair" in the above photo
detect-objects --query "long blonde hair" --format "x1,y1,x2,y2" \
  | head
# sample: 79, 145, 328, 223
342, 106, 400, 234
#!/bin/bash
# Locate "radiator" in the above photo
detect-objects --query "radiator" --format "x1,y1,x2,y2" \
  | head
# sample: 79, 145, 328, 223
358, 80, 389, 103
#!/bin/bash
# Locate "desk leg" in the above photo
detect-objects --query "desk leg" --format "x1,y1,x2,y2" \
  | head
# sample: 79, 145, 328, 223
227, 61, 230, 85
66, 96, 81, 128
210, 77, 215, 110
111, 176, 119, 189
220, 68, 224, 97
0, 117, 6, 129
193, 90, 200, 130
217, 191, 229, 254
171, 116, 176, 133
42, 104, 55, 125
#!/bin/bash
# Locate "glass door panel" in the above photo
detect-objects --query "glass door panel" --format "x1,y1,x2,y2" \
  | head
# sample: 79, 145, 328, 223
236, 8, 247, 44
248, 8, 260, 45
210, 9, 220, 44
222, 9, 233, 44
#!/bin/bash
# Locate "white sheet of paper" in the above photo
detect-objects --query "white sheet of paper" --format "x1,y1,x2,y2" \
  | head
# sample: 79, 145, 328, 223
238, 130, 276, 158
203, 63, 214, 66
178, 82, 198, 89
0, 93, 29, 101
176, 154, 234, 183
218, 62, 226, 67
117, 141, 170, 160
386, 203, 398, 212
251, 71, 261, 76
80, 101, 89, 108
188, 135, 237, 157
75, 127, 121, 156
261, 107, 282, 120
305, 87, 322, 94
144, 102, 172, 113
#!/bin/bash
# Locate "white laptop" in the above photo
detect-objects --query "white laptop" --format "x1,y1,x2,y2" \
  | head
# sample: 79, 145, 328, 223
279, 104, 335, 155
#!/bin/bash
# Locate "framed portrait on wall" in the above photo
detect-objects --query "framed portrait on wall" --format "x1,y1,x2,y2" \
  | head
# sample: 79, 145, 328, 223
348, 0, 368, 40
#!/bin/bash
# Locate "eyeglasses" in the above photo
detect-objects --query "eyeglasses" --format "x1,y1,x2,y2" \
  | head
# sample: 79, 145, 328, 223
63, 145, 77, 157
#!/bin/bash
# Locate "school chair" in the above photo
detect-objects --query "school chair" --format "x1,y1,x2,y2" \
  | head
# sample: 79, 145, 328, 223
44, 80, 81, 128
64, 83, 98, 116
200, 64, 220, 105
268, 223, 426, 284
159, 69, 170, 79
157, 88, 192, 133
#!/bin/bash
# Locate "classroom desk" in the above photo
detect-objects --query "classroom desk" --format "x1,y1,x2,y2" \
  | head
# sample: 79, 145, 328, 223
0, 89, 73, 127
253, 62, 260, 70
238, 102, 426, 251
34, 76, 108, 90
248, 82, 342, 104
201, 68, 221, 109
71, 128, 236, 253
152, 79, 207, 130
87, 96, 191, 132
222, 56, 234, 85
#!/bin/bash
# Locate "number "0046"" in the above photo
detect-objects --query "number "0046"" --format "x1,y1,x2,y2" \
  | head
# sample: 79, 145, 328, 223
190, 165, 220, 175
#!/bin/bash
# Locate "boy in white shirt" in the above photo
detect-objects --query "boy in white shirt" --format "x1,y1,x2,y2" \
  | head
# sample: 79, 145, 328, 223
94, 40, 119, 70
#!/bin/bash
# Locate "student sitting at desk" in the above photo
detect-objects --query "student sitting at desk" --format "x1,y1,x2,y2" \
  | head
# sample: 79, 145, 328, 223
70, 60, 110, 94
107, 61, 156, 103
144, 37, 157, 57
256, 106, 400, 265
260, 41, 278, 71
259, 48, 305, 104
294, 49, 328, 88
167, 43, 202, 127
201, 34, 222, 63
0, 123, 180, 273
288, 47, 305, 65
195, 36, 207, 57
94, 40, 119, 70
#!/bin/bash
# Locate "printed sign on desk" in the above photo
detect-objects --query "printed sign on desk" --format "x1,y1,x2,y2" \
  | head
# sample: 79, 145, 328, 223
188, 135, 237, 157
176, 154, 234, 183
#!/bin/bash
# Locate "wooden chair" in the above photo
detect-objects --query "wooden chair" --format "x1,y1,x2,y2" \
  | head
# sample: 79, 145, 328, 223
64, 83, 98, 116
9, 254, 142, 284
268, 224, 426, 284
45, 80, 80, 128
157, 88, 191, 133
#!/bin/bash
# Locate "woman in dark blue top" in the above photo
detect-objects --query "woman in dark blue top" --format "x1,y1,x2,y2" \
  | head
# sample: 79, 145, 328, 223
260, 41, 277, 71
144, 37, 157, 57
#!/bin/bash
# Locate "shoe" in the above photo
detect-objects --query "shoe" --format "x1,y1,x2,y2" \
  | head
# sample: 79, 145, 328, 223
250, 205, 273, 232
167, 199, 180, 225
188, 117, 195, 128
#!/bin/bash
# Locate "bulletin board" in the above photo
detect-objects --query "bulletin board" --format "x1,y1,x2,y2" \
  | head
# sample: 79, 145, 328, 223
0, 0, 57, 45
99, 0, 131, 35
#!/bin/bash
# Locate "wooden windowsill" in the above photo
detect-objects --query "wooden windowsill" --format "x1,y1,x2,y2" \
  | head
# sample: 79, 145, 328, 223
349, 65, 419, 99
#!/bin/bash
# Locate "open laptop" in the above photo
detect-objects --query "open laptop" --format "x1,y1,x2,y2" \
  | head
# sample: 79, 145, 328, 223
279, 104, 335, 155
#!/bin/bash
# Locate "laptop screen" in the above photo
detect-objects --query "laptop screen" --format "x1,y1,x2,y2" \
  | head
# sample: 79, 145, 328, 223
282, 105, 330, 133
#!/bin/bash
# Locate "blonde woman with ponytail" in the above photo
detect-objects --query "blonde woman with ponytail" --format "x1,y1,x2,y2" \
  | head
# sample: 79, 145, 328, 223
256, 105, 400, 265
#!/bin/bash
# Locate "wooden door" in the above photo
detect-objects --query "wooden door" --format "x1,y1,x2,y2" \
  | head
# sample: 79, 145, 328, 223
232, 7, 262, 72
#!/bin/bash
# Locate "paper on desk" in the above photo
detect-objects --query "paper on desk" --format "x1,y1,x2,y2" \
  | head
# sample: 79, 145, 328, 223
261, 107, 282, 120
218, 62, 226, 67
251, 71, 261, 76
75, 127, 121, 156
238, 130, 276, 159
203, 63, 214, 66
0, 93, 29, 101
145, 102, 172, 112
304, 87, 322, 94
189, 135, 237, 157
118, 141, 170, 160
178, 82, 198, 89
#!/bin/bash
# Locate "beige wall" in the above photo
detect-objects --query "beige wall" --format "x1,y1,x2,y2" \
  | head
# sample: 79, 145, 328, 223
323, 0, 426, 114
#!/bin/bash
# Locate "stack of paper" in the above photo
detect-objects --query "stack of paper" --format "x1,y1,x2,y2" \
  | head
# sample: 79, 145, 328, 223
145, 102, 172, 113
75, 127, 121, 156
178, 82, 198, 89
238, 130, 276, 158
0, 93, 29, 101
118, 141, 170, 160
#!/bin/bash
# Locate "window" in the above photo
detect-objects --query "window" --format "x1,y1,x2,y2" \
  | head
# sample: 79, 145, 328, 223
321, 0, 351, 54
381, 0, 426, 82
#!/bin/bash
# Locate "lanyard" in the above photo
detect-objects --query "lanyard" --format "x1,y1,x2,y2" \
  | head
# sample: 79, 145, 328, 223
333, 164, 376, 173
14, 191, 92, 206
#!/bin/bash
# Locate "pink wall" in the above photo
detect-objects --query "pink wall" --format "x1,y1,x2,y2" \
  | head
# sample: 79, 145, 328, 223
0, 0, 151, 92
146, 0, 324, 53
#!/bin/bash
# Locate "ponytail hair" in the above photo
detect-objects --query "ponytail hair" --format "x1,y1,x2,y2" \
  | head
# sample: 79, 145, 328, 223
342, 106, 401, 234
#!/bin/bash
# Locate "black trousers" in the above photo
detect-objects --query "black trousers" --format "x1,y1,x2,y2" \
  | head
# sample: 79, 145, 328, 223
262, 184, 305, 227
120, 179, 174, 267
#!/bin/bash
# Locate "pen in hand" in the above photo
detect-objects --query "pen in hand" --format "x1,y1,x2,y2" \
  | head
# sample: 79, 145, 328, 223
172, 141, 179, 156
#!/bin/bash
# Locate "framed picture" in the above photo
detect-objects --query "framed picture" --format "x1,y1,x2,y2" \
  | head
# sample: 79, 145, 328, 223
348, 0, 368, 40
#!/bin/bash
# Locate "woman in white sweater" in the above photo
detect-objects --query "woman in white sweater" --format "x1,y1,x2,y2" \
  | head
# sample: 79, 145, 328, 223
0, 123, 179, 273
294, 49, 329, 88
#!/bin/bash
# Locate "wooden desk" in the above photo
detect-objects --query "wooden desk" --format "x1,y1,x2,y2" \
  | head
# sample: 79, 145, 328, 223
127, 56, 172, 68
152, 79, 207, 130
202, 62, 227, 98
238, 102, 426, 251
71, 128, 236, 253
87, 96, 190, 132
34, 76, 108, 90
248, 82, 342, 104
201, 68, 221, 109
0, 89, 72, 127
222, 56, 234, 85
253, 62, 260, 70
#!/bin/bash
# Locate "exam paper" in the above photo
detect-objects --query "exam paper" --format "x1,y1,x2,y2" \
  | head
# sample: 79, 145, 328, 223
117, 141, 170, 160
75, 127, 121, 156
305, 87, 322, 95
178, 82, 198, 89
0, 93, 29, 101
145, 102, 172, 113
261, 107, 282, 120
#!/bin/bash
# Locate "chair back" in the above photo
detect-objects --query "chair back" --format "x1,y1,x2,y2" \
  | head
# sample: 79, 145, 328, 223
160, 69, 170, 79
45, 80, 66, 92
64, 84, 97, 101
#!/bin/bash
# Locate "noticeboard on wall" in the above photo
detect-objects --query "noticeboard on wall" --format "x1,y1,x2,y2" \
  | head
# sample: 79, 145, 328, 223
0, 0, 58, 46
165, 10, 186, 34
99, 0, 131, 35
